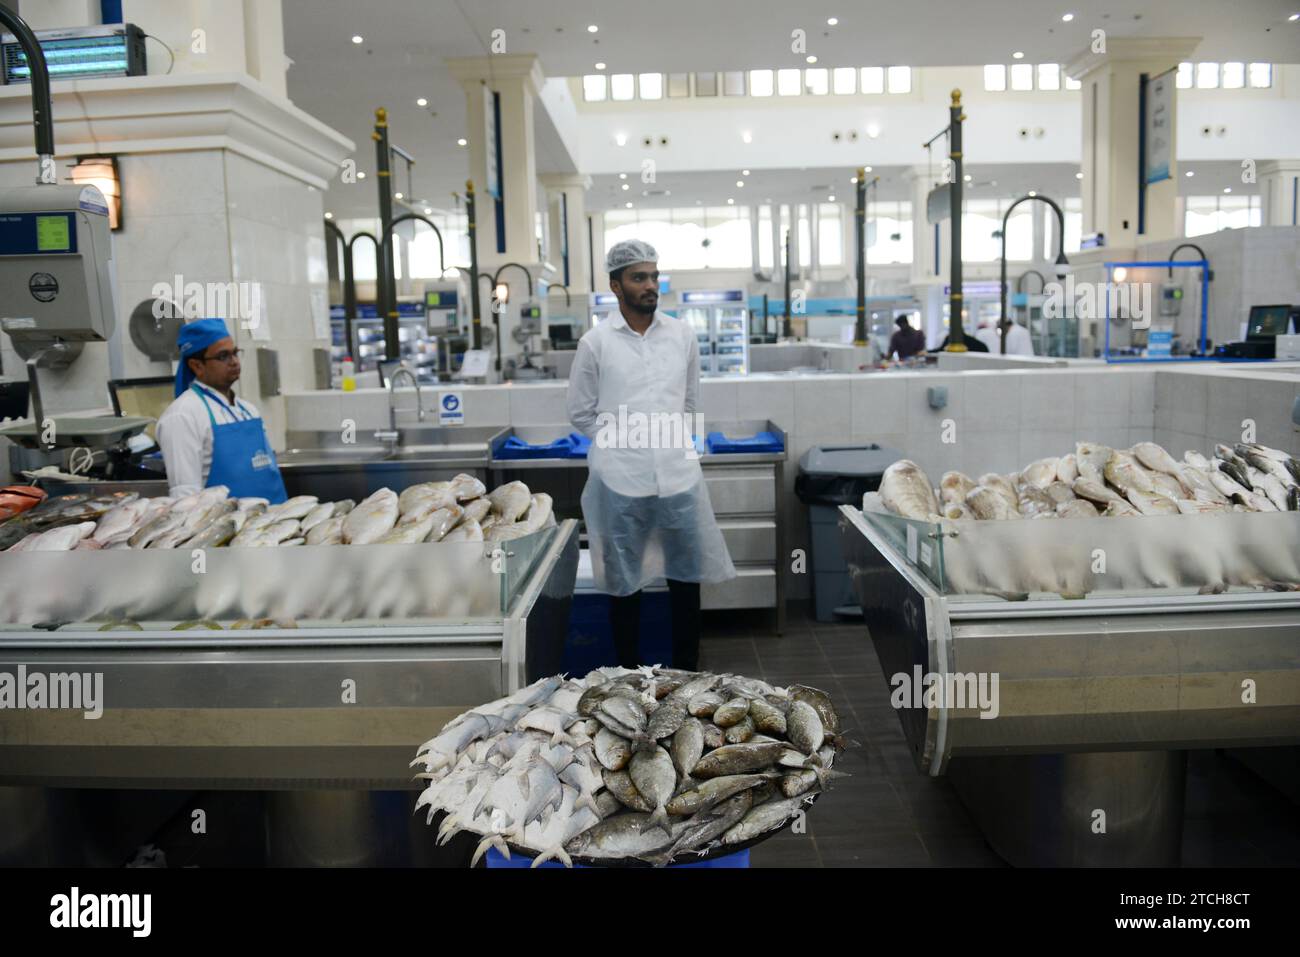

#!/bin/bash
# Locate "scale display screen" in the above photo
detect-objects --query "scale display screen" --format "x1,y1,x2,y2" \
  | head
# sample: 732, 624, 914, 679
36, 215, 70, 252
1247, 304, 1292, 339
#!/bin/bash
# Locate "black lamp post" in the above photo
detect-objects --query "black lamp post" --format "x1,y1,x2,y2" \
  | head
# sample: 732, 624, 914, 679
999, 194, 1069, 354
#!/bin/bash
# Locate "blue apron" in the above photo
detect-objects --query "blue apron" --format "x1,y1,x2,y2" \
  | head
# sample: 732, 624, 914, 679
192, 385, 287, 504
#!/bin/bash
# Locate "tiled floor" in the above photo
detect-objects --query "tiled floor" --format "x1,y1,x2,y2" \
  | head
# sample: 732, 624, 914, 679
706, 605, 1300, 868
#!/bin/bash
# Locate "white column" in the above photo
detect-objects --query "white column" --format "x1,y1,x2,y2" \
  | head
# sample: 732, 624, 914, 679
1066, 38, 1199, 247
1258, 160, 1300, 227
539, 172, 592, 293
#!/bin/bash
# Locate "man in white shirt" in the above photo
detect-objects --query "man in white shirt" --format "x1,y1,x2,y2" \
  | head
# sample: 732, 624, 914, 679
976, 317, 1036, 356
155, 318, 287, 502
567, 240, 735, 670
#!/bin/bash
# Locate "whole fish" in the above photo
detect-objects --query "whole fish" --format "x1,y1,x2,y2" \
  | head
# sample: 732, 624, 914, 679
458, 497, 491, 526
601, 769, 652, 812
299, 502, 336, 534
649, 790, 753, 867
423, 506, 464, 542
129, 509, 187, 548
647, 700, 687, 740
398, 482, 455, 515
666, 673, 721, 707
722, 795, 811, 845
1149, 471, 1187, 500
788, 684, 841, 735
332, 499, 356, 517
787, 699, 826, 754
1247, 466, 1290, 511
563, 811, 681, 861
1019, 457, 1060, 490
1072, 477, 1124, 506
977, 473, 1020, 510
24, 521, 97, 551
1105, 451, 1156, 495
1055, 453, 1079, 483
965, 484, 1020, 520
441, 519, 484, 542
249, 519, 301, 545
749, 697, 788, 736
450, 473, 487, 501
629, 746, 677, 835
666, 772, 778, 816
598, 695, 648, 733
343, 488, 399, 544
305, 515, 345, 545
724, 714, 756, 744
1131, 441, 1183, 476
377, 514, 436, 544
779, 768, 819, 798
488, 481, 532, 522
670, 717, 705, 778
687, 691, 724, 718
593, 727, 632, 770
702, 723, 726, 750
692, 741, 794, 778
91, 498, 150, 542
1075, 442, 1112, 484
1056, 499, 1100, 518
1103, 499, 1140, 517
879, 459, 940, 520
270, 496, 320, 522
183, 515, 239, 548
712, 697, 749, 728
939, 471, 976, 507
1125, 488, 1180, 515
1238, 442, 1300, 484
1016, 483, 1056, 519
1043, 481, 1077, 506
521, 493, 554, 532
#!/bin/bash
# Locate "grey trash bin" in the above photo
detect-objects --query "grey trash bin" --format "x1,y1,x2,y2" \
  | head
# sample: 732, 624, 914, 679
796, 444, 903, 622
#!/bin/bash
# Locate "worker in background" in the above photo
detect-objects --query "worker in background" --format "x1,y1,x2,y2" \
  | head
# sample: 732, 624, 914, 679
929, 328, 989, 352
156, 318, 287, 503
976, 316, 1036, 356
567, 239, 735, 671
888, 315, 927, 360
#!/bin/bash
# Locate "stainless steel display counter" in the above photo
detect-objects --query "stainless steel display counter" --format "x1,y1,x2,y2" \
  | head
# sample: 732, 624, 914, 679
838, 505, 1300, 866
488, 420, 787, 632
0, 517, 579, 865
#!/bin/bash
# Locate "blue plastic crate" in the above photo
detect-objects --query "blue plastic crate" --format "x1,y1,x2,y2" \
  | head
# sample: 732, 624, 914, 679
563, 591, 673, 675
484, 846, 749, 868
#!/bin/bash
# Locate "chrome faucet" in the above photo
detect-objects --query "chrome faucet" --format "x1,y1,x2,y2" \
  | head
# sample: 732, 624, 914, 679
375, 365, 424, 447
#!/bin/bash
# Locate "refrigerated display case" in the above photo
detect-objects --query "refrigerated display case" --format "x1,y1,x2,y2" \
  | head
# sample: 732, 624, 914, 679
679, 289, 749, 375
838, 500, 1300, 866
330, 301, 440, 385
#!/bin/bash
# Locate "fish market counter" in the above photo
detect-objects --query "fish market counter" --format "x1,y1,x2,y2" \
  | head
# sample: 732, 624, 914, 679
0, 518, 579, 865
487, 420, 787, 632
838, 505, 1300, 866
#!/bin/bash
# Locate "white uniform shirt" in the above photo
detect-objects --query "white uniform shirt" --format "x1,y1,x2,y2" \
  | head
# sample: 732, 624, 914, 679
976, 323, 1036, 356
567, 309, 702, 498
155, 384, 264, 496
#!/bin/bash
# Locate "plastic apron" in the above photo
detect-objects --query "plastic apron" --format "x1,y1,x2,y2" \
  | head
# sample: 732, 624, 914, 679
192, 385, 288, 504
581, 452, 736, 598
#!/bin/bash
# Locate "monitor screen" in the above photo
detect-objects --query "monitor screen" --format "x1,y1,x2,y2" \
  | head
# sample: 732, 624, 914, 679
1247, 304, 1292, 339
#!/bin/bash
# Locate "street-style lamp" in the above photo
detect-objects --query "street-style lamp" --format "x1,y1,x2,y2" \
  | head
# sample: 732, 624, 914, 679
999, 194, 1069, 354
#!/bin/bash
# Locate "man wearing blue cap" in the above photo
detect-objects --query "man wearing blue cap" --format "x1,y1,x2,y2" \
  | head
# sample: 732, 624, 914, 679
155, 318, 287, 502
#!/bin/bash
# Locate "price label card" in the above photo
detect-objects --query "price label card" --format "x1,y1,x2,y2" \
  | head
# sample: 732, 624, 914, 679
920, 541, 933, 568
906, 524, 919, 564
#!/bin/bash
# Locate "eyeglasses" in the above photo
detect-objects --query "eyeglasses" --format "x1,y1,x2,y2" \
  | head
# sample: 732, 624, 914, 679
200, 349, 243, 364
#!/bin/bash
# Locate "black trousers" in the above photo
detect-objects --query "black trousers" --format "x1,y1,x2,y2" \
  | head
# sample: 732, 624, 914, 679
610, 579, 701, 671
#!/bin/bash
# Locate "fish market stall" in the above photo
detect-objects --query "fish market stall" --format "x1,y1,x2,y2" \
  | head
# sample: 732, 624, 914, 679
0, 480, 579, 866
488, 420, 788, 631
838, 443, 1300, 866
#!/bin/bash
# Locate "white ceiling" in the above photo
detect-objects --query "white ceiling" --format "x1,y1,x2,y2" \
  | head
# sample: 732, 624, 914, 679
283, 0, 1298, 218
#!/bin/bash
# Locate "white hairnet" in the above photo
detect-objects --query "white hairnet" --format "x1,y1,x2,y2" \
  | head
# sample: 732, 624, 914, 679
604, 239, 658, 274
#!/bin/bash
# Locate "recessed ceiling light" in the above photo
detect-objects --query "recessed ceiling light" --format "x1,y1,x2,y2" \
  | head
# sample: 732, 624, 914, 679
850, 176, 858, 184
457, 138, 467, 146
806, 56, 818, 64
864, 165, 872, 172
1290, 13, 1299, 20
417, 98, 428, 106
727, 198, 735, 204
1075, 172, 1084, 179
622, 183, 629, 190
351, 35, 363, 44
736, 180, 744, 187
742, 131, 753, 143
625, 201, 633, 207
1185, 170, 1195, 177
357, 171, 366, 179
963, 174, 972, 181
395, 192, 403, 199
827, 195, 836, 202
1223, 186, 1232, 193
1027, 189, 1037, 196
742, 169, 750, 176
587, 24, 598, 33
619, 173, 628, 179
1062, 13, 1074, 22
827, 17, 839, 26
595, 62, 606, 70
865, 123, 880, 138
615, 133, 628, 146
424, 207, 432, 214
1013, 51, 1025, 59
324, 212, 333, 219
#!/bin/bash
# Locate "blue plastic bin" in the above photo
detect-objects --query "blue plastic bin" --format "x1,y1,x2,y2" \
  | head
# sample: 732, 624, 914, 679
484, 846, 750, 868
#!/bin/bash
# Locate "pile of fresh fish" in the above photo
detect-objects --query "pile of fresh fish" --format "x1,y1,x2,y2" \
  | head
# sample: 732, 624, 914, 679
413, 667, 846, 867
879, 440, 1300, 523
869, 441, 1300, 597
0, 477, 555, 553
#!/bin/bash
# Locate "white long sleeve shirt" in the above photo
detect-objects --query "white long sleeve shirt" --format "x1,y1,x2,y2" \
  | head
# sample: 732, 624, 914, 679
976, 323, 1036, 356
566, 309, 703, 498
155, 384, 266, 496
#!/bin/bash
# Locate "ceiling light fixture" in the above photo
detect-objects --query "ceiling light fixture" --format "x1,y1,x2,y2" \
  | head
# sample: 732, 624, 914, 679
1075, 171, 1084, 179
395, 192, 403, 199
850, 177, 858, 184
827, 195, 836, 201
806, 55, 818, 64
865, 123, 880, 138
622, 183, 629, 190
595, 62, 606, 70
1185, 170, 1195, 177
727, 198, 735, 204
736, 180, 744, 187
1223, 187, 1232, 193
417, 97, 428, 106
1027, 189, 1037, 196
625, 201, 633, 208
742, 169, 750, 175
1062, 13, 1074, 22
828, 17, 839, 25
324, 211, 333, 219
1013, 51, 1025, 59
615, 132, 628, 146
424, 207, 432, 214
864, 165, 872, 172
357, 171, 366, 179
351, 35, 363, 44
587, 24, 598, 33
457, 138, 467, 146
619, 173, 628, 179
742, 131, 753, 143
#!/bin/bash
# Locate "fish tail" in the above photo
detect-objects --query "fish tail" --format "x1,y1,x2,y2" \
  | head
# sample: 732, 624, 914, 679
650, 804, 673, 837
470, 833, 508, 868
530, 845, 573, 869
573, 786, 600, 816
